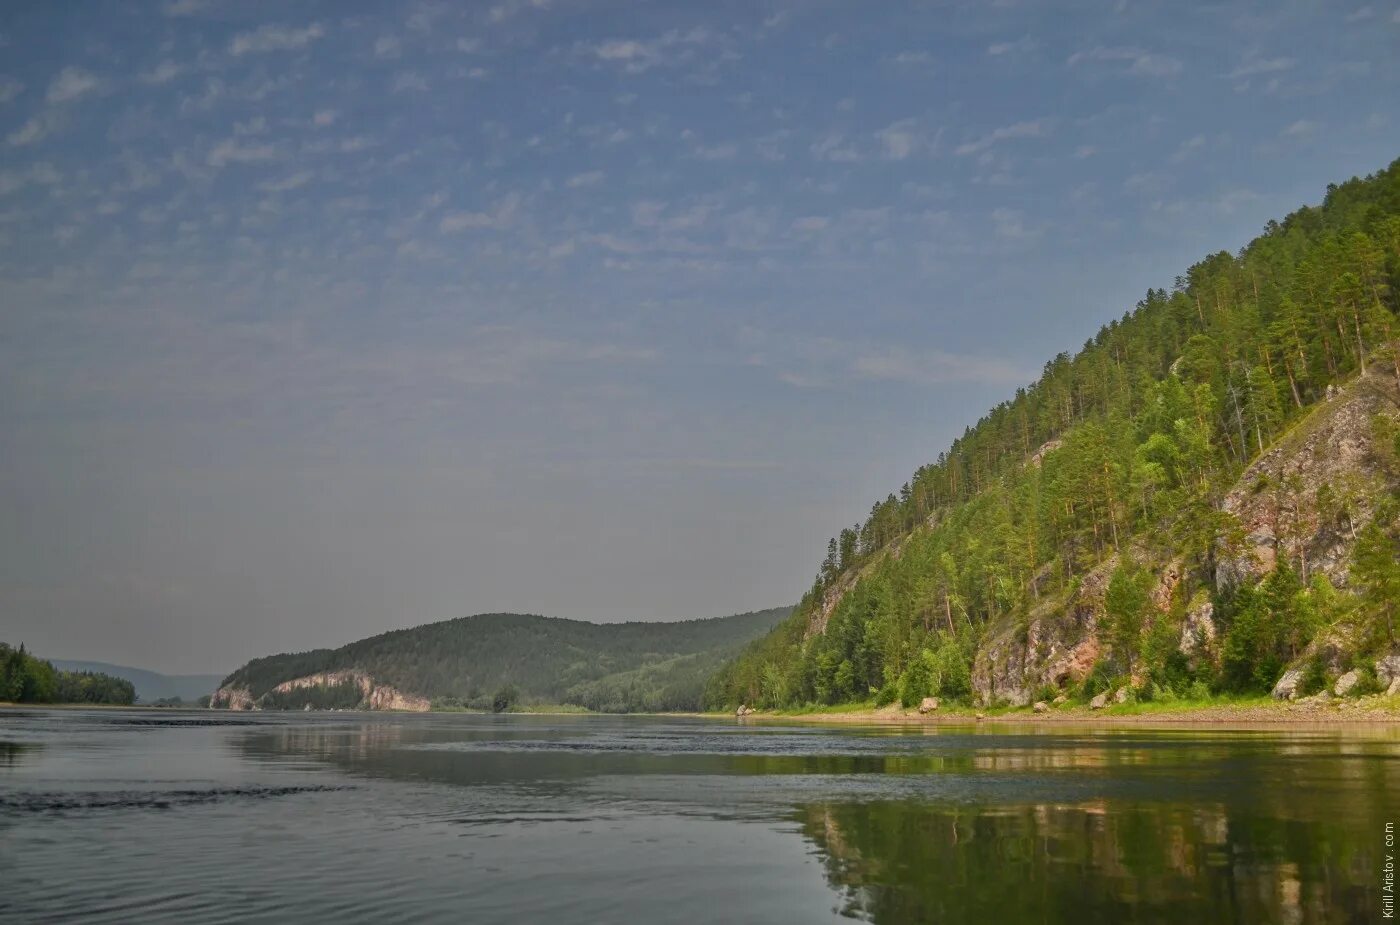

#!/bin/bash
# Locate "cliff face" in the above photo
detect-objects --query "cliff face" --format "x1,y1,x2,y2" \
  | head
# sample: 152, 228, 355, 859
969, 373, 1399, 706
211, 669, 430, 712
1217, 374, 1399, 590
209, 685, 254, 710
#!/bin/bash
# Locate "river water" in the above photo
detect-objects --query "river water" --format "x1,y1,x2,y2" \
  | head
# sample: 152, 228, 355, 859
1, 708, 1396, 923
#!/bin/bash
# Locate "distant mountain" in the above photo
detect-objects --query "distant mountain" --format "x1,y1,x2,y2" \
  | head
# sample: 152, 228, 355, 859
213, 608, 792, 712
49, 660, 224, 704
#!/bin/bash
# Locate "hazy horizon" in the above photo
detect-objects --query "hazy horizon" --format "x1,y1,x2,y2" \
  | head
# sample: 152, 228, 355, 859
3, 0, 1398, 673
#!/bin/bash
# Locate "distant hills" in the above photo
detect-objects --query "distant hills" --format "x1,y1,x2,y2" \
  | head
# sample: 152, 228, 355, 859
49, 660, 223, 704
213, 608, 791, 712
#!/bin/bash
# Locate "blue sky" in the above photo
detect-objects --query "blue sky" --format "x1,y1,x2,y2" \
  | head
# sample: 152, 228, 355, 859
2, 0, 1397, 672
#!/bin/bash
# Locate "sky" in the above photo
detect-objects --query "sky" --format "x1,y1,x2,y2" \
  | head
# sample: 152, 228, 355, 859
1, 1, 1397, 674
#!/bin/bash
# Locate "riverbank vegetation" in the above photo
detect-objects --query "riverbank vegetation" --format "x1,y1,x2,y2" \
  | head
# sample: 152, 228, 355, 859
1, 643, 136, 705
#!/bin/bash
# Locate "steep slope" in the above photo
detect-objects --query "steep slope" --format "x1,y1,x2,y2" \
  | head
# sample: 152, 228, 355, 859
711, 157, 1400, 711
212, 607, 790, 711
48, 660, 224, 704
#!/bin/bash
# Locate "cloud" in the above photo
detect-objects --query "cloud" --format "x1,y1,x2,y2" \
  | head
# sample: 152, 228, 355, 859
987, 36, 1036, 58
876, 118, 933, 160
487, 0, 551, 24
692, 141, 737, 160
586, 28, 712, 73
1068, 45, 1182, 78
852, 346, 1025, 386
140, 61, 183, 84
207, 138, 277, 167
809, 132, 861, 162
889, 50, 933, 66
164, 0, 209, 15
566, 170, 604, 188
1074, 145, 1097, 158
1282, 119, 1317, 137
7, 111, 63, 146
257, 171, 314, 192
790, 216, 829, 233
1344, 6, 1374, 22
439, 193, 521, 232
0, 161, 61, 195
0, 77, 23, 103
1226, 55, 1295, 79
230, 23, 325, 55
990, 207, 1038, 240
954, 119, 1048, 156
47, 67, 102, 103
312, 108, 337, 127
374, 35, 402, 59
392, 72, 429, 92
1169, 134, 1206, 163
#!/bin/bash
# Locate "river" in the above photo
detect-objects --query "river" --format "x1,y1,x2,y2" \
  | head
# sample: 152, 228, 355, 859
1, 708, 1396, 923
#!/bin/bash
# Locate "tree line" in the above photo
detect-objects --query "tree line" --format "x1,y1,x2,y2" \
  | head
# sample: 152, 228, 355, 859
1, 643, 136, 705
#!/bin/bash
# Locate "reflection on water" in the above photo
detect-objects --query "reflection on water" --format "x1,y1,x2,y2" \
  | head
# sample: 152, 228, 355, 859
1, 709, 1395, 923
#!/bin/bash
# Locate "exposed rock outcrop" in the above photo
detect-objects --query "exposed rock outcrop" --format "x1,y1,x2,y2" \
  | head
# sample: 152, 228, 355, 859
209, 685, 253, 711
1217, 376, 1399, 590
917, 697, 939, 714
212, 670, 429, 712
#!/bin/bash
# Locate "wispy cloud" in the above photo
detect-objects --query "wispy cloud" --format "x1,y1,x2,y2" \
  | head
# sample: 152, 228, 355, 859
876, 118, 935, 160
230, 23, 325, 56
1068, 45, 1182, 78
566, 170, 605, 188
140, 61, 183, 85
987, 36, 1036, 58
954, 119, 1048, 156
0, 161, 61, 194
207, 138, 277, 167
439, 193, 521, 232
47, 67, 103, 103
1226, 54, 1295, 79
586, 28, 713, 73
852, 346, 1026, 386
0, 77, 23, 103
7, 111, 63, 146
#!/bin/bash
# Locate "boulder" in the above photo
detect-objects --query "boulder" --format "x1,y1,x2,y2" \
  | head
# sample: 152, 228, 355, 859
1052, 694, 1068, 706
917, 697, 940, 714
1114, 687, 1130, 704
735, 705, 752, 717
1089, 692, 1109, 710
1334, 670, 1362, 697
1032, 701, 1049, 714
1388, 677, 1400, 698
1375, 655, 1400, 690
1272, 667, 1304, 700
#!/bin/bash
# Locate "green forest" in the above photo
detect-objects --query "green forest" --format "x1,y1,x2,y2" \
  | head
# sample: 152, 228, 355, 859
216, 608, 790, 711
709, 157, 1400, 711
1, 643, 137, 705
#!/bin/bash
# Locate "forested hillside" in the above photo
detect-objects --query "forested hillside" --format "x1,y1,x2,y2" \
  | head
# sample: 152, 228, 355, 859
1, 643, 137, 705
214, 608, 790, 712
710, 158, 1400, 711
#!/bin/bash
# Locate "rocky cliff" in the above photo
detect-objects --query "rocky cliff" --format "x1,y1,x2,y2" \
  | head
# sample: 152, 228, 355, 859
969, 372, 1399, 706
210, 669, 430, 712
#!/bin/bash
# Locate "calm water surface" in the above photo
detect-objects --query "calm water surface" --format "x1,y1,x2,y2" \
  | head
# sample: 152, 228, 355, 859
2, 709, 1397, 923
